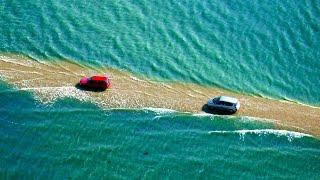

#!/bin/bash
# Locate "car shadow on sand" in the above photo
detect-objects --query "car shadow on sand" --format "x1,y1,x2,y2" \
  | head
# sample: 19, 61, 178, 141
201, 104, 235, 115
75, 83, 106, 92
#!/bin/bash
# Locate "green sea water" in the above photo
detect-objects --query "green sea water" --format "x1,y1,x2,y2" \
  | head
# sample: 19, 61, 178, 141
0, 0, 320, 178
0, 82, 319, 179
0, 0, 319, 104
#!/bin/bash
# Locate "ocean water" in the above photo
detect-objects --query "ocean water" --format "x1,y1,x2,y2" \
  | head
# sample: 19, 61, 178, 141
0, 0, 319, 104
0, 0, 320, 178
0, 82, 319, 179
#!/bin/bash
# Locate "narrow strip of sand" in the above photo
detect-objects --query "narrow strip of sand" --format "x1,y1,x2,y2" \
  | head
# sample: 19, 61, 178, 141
1, 54, 319, 137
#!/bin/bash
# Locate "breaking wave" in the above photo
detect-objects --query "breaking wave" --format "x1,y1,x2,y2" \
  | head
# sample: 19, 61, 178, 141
143, 107, 177, 114
208, 129, 313, 141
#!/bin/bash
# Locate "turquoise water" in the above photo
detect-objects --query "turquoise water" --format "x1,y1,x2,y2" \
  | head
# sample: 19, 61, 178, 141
0, 82, 319, 178
0, 0, 319, 104
1, 0, 320, 178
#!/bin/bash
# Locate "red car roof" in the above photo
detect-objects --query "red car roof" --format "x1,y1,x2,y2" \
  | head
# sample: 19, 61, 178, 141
91, 76, 107, 81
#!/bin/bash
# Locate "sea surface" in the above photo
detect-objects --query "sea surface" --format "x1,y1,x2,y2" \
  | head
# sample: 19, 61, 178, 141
0, 82, 319, 179
0, 0, 320, 178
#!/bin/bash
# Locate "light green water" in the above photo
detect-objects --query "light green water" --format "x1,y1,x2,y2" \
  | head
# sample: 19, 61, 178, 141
0, 0, 319, 104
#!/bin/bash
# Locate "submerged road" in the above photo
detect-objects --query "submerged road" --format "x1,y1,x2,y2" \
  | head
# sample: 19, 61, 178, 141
1, 54, 319, 137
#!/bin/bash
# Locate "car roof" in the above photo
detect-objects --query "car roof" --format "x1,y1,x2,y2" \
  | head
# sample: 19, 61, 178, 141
219, 96, 238, 104
91, 76, 107, 81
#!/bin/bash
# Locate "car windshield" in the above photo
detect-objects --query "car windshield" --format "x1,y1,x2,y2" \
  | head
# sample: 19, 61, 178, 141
217, 101, 234, 106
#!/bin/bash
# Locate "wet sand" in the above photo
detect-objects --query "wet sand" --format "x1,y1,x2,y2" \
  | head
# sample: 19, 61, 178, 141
1, 54, 319, 137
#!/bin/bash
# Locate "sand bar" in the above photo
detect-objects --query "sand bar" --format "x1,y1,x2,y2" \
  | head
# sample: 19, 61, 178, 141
0, 54, 319, 137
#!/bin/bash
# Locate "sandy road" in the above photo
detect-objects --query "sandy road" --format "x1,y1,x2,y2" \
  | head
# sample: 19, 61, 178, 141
1, 54, 319, 137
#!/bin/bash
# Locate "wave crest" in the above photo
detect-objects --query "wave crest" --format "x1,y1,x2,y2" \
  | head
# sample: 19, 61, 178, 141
208, 129, 313, 141
143, 107, 177, 114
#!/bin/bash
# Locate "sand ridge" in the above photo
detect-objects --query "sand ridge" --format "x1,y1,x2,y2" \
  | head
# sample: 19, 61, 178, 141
0, 54, 319, 137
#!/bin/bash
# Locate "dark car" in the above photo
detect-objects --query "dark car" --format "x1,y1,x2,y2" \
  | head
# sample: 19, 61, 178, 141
207, 96, 240, 114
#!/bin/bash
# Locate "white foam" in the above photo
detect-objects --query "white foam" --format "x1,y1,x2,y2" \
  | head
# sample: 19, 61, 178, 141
20, 86, 91, 104
192, 113, 235, 120
143, 107, 177, 114
191, 113, 277, 124
208, 129, 313, 142
130, 76, 145, 82
192, 112, 213, 117
20, 86, 76, 91
152, 115, 162, 120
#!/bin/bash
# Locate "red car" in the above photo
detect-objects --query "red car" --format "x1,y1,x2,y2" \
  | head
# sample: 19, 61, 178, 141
79, 75, 111, 90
